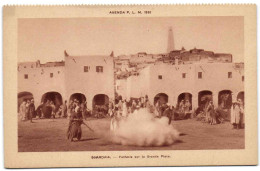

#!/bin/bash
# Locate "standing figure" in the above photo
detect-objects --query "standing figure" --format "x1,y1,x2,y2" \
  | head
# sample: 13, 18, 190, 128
131, 100, 137, 113
154, 101, 160, 117
110, 106, 120, 132
19, 100, 27, 121
25, 100, 30, 120
67, 100, 83, 141
118, 100, 123, 116
231, 99, 244, 129
28, 99, 35, 123
74, 100, 82, 118
140, 97, 145, 108
207, 101, 216, 125
62, 100, 68, 118
36, 102, 44, 119
184, 100, 191, 113
215, 103, 226, 124
179, 100, 185, 113
238, 99, 244, 128
122, 100, 127, 117
50, 101, 56, 119
67, 100, 74, 119
204, 100, 210, 123
145, 97, 150, 108
136, 100, 141, 109
80, 100, 87, 120
108, 100, 114, 117
159, 103, 167, 118
162, 103, 173, 124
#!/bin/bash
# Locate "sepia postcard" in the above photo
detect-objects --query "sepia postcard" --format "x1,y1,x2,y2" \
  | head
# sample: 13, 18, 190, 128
3, 4, 257, 168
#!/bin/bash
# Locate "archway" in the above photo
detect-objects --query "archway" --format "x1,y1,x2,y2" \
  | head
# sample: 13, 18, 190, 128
218, 90, 232, 109
178, 93, 192, 110
41, 92, 63, 118
18, 91, 33, 112
237, 91, 244, 103
92, 94, 109, 108
154, 93, 168, 105
69, 93, 86, 103
198, 90, 212, 107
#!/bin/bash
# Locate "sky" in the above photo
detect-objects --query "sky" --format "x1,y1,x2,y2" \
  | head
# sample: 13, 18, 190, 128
18, 17, 244, 63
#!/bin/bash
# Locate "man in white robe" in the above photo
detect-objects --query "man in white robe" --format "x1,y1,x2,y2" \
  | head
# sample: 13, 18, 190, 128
231, 99, 244, 129
19, 100, 27, 121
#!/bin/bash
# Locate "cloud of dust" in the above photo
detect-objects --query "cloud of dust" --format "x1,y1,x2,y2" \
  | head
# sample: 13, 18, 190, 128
111, 108, 180, 147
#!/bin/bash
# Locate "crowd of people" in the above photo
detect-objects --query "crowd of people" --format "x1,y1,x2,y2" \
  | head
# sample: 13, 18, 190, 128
18, 96, 191, 125
92, 105, 108, 118
109, 95, 176, 125
176, 99, 191, 116
109, 96, 150, 117
19, 99, 35, 122
195, 98, 244, 129
19, 95, 245, 130
154, 99, 192, 121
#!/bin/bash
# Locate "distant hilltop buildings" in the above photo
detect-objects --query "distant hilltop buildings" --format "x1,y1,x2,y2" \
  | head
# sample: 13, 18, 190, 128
114, 47, 233, 79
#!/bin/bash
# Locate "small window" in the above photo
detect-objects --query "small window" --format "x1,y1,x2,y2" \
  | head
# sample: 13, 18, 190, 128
228, 72, 232, 78
198, 72, 202, 79
31, 65, 33, 68
96, 66, 103, 73
84, 66, 89, 72
57, 71, 60, 74
24, 66, 26, 68
182, 73, 186, 78
242, 76, 244, 82
158, 75, 162, 79
24, 74, 28, 79
50, 73, 53, 78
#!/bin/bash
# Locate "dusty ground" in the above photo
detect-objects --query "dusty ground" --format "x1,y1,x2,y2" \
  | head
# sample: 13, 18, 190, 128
18, 117, 244, 152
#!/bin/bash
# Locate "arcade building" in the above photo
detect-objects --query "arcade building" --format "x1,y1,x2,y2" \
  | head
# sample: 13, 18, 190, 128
18, 54, 115, 115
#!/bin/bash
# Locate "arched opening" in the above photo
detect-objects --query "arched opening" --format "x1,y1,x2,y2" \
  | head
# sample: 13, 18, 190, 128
92, 94, 109, 108
177, 93, 192, 110
41, 92, 63, 118
237, 91, 244, 103
18, 91, 33, 112
198, 90, 212, 108
154, 93, 168, 105
218, 90, 232, 109
92, 94, 109, 117
69, 93, 86, 104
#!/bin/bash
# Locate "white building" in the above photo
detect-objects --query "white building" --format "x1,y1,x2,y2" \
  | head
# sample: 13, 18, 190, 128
18, 54, 114, 111
125, 62, 244, 111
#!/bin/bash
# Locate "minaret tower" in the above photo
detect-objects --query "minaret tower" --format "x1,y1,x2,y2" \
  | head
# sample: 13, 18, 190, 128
167, 27, 175, 53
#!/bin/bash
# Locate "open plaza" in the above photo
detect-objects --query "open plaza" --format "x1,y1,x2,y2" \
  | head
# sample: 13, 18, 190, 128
18, 117, 244, 152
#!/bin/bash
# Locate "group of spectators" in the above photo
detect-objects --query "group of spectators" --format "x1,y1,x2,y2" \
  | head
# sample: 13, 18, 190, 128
154, 99, 192, 121
177, 99, 191, 115
109, 96, 151, 118
110, 96, 177, 125
92, 105, 108, 118
195, 98, 244, 129
67, 99, 88, 120
34, 99, 67, 119
19, 99, 35, 122
195, 100, 222, 125
19, 95, 245, 130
